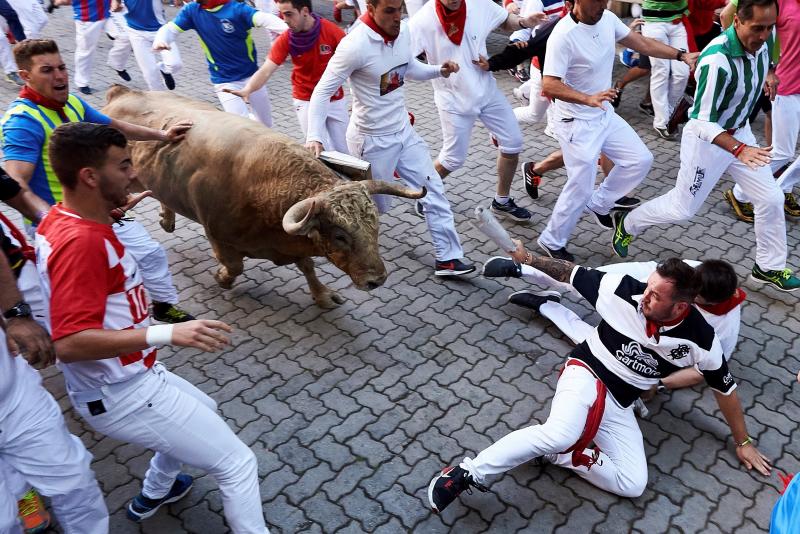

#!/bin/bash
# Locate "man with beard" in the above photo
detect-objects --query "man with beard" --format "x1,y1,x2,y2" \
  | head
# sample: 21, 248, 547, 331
427, 253, 769, 515
37, 122, 270, 532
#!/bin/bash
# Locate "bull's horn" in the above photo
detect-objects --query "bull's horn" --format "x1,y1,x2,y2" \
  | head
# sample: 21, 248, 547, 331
282, 197, 319, 235
362, 180, 427, 199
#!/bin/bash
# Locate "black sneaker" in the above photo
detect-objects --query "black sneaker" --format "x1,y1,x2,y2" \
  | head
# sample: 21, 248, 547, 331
588, 208, 613, 229
116, 69, 131, 81
514, 67, 530, 83
523, 162, 541, 200
491, 198, 531, 222
507, 68, 518, 79
482, 256, 521, 278
127, 473, 193, 522
435, 259, 476, 277
507, 289, 561, 312
427, 466, 487, 514
78, 86, 93, 95
639, 101, 654, 116
613, 196, 640, 210
161, 71, 176, 90
536, 239, 575, 262
151, 302, 195, 323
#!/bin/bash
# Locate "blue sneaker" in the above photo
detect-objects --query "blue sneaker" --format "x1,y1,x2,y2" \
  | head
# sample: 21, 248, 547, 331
127, 473, 194, 522
619, 48, 639, 68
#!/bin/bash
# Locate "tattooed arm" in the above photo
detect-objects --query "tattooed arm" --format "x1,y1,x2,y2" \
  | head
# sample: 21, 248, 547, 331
510, 239, 576, 283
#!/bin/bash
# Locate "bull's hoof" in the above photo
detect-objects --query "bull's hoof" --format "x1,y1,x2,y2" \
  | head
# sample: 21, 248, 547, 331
214, 269, 235, 289
159, 217, 175, 233
313, 290, 345, 308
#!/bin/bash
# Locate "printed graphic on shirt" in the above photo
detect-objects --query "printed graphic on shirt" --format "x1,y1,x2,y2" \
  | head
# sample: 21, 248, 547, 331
380, 63, 407, 96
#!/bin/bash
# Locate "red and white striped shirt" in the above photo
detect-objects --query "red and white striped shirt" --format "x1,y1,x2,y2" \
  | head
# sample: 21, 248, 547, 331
35, 204, 156, 391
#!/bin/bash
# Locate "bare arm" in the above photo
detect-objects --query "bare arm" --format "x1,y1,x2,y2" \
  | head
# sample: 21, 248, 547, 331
109, 118, 192, 143
55, 319, 233, 362
542, 75, 618, 109
720, 1, 735, 29
619, 30, 699, 69
224, 59, 280, 103
4, 160, 51, 217
501, 11, 546, 32
713, 389, 772, 476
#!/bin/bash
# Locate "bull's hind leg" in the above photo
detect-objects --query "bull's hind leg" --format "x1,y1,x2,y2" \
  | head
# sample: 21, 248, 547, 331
295, 257, 345, 308
159, 203, 176, 233
209, 238, 244, 289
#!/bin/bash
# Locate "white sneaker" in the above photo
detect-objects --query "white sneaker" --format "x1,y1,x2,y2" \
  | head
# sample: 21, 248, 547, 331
512, 87, 529, 102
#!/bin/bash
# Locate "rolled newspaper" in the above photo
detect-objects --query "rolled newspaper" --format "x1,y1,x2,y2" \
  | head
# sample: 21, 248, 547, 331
472, 206, 516, 254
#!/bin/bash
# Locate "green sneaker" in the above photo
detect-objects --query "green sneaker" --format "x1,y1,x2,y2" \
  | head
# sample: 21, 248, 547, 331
751, 264, 800, 292
612, 211, 633, 258
151, 302, 196, 323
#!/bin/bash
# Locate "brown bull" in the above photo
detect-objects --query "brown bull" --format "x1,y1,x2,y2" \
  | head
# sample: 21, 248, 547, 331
103, 86, 424, 307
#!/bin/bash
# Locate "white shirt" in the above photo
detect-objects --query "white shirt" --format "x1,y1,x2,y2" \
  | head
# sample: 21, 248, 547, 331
307, 20, 442, 140
408, 0, 509, 115
543, 10, 630, 121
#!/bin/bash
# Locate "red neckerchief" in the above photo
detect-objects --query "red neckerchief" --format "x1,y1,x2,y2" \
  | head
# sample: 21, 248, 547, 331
645, 307, 690, 342
200, 0, 229, 10
19, 85, 68, 120
435, 0, 466, 46
359, 13, 396, 44
560, 359, 605, 470
696, 288, 746, 316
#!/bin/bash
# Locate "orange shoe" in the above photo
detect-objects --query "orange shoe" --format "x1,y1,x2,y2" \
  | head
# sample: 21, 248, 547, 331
17, 489, 51, 534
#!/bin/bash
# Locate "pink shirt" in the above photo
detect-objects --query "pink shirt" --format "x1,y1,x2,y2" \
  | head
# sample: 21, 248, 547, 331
776, 0, 800, 96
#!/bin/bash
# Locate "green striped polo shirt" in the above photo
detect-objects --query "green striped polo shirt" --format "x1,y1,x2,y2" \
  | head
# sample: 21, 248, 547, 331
641, 0, 688, 23
690, 25, 774, 131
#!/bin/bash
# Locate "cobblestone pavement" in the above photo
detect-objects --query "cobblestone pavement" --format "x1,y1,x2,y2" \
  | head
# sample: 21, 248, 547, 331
2, 3, 799, 533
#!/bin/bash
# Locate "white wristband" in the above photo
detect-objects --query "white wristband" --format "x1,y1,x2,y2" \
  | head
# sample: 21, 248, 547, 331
146, 324, 174, 346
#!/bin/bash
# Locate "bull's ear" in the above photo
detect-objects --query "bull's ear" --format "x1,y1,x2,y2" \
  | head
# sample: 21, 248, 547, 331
282, 197, 320, 235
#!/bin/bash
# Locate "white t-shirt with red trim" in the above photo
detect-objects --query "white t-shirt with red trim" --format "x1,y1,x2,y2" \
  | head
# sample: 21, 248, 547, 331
35, 204, 157, 391
408, 0, 509, 115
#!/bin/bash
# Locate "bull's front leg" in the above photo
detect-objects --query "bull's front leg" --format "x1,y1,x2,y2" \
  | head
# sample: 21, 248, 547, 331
209, 238, 244, 289
159, 203, 176, 233
295, 257, 345, 308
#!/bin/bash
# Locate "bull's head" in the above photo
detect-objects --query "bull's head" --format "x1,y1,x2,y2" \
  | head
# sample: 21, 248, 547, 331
282, 181, 426, 291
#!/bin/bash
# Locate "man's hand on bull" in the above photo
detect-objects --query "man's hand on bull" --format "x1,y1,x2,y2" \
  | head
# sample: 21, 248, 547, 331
222, 87, 252, 104
110, 191, 152, 221
172, 320, 233, 353
152, 41, 171, 52
161, 120, 193, 143
306, 140, 324, 158
441, 60, 460, 78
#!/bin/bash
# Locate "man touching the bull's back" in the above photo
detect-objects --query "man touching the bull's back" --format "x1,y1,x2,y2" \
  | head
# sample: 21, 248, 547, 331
305, 0, 476, 277
1, 38, 196, 324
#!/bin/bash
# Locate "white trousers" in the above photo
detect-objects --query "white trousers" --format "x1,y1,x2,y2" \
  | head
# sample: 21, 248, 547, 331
126, 26, 182, 90
771, 93, 800, 191
0, 16, 16, 73
513, 69, 550, 125
0, 350, 107, 534
5, 0, 46, 38
113, 218, 178, 304
347, 121, 464, 261
69, 363, 268, 534
540, 109, 653, 250
437, 87, 524, 172
74, 14, 132, 88
294, 97, 349, 154
642, 21, 689, 129
625, 121, 787, 270
214, 78, 273, 127
462, 363, 648, 498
